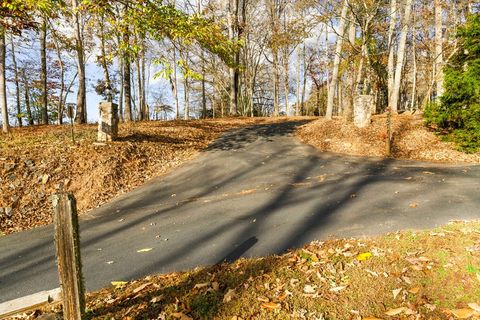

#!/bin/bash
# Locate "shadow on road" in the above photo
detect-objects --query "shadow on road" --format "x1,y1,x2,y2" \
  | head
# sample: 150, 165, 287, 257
0, 120, 478, 303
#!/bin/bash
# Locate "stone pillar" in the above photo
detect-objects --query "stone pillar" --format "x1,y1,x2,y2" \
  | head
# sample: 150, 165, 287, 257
353, 95, 374, 128
97, 102, 119, 142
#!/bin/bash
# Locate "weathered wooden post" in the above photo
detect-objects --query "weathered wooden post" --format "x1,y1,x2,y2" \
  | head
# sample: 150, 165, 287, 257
52, 193, 85, 320
97, 102, 119, 142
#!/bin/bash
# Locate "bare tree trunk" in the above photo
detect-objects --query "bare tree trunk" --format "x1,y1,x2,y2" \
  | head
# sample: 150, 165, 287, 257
390, 0, 413, 113
301, 43, 307, 116
123, 30, 133, 122
295, 45, 301, 116
228, 0, 239, 116
40, 18, 49, 124
387, 0, 397, 106
326, 0, 348, 120
10, 36, 22, 127
272, 49, 280, 116
99, 16, 112, 102
118, 57, 124, 121
73, 0, 86, 124
183, 76, 190, 120
21, 69, 34, 125
434, 0, 444, 98
410, 19, 417, 111
50, 27, 66, 125
135, 52, 143, 120
282, 47, 290, 116
0, 28, 8, 133
344, 17, 356, 121
141, 41, 148, 120
172, 46, 179, 119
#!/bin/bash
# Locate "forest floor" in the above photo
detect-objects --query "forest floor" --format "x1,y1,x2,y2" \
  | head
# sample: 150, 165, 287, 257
296, 113, 480, 164
0, 117, 304, 235
13, 220, 480, 320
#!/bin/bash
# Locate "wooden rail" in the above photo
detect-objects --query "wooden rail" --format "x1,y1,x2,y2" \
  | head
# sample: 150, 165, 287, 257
0, 288, 61, 319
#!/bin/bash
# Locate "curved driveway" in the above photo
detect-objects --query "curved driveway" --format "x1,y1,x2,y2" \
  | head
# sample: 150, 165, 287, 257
1, 121, 479, 302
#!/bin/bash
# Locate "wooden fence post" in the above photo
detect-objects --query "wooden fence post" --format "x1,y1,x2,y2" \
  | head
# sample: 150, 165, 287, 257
52, 193, 85, 320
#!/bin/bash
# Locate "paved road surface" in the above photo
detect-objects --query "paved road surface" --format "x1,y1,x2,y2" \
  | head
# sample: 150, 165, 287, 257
1, 121, 479, 302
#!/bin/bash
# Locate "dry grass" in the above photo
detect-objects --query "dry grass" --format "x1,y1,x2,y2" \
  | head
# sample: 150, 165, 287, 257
296, 114, 480, 164
0, 118, 299, 235
13, 221, 480, 320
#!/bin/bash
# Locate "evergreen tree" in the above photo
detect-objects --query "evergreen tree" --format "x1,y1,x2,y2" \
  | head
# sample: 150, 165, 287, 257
425, 14, 480, 152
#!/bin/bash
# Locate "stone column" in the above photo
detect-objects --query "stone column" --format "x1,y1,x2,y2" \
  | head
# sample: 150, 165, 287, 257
353, 95, 374, 128
97, 102, 118, 142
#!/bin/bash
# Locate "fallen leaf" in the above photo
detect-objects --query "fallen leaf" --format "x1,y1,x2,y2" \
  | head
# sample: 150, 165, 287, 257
261, 302, 281, 310
468, 303, 480, 312
133, 282, 152, 294
171, 312, 192, 320
329, 286, 347, 293
111, 281, 128, 289
150, 295, 164, 303
424, 304, 436, 311
384, 307, 407, 316
409, 287, 420, 294
303, 284, 316, 294
392, 288, 402, 300
212, 282, 220, 291
257, 296, 270, 303
450, 308, 476, 319
137, 248, 153, 253
409, 202, 418, 208
357, 252, 372, 261
194, 283, 209, 289
223, 289, 236, 303
363, 317, 384, 320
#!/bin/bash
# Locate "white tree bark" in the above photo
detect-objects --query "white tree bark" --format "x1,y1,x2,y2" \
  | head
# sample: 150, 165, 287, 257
435, 0, 444, 98
387, 0, 397, 106
326, 0, 348, 120
390, 0, 413, 113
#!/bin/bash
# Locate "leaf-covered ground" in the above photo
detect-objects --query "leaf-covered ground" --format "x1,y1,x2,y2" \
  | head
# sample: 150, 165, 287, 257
0, 118, 303, 235
13, 221, 480, 320
296, 113, 480, 164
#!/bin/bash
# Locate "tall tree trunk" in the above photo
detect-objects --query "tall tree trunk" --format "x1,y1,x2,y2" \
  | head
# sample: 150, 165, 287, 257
118, 56, 124, 121
282, 47, 290, 116
390, 0, 413, 113
135, 52, 143, 120
141, 41, 148, 120
387, 0, 397, 106
434, 0, 444, 98
40, 18, 49, 124
410, 19, 417, 111
99, 16, 112, 102
301, 43, 307, 116
326, 0, 348, 120
228, 0, 239, 116
183, 76, 190, 120
272, 49, 280, 116
0, 28, 8, 133
73, 0, 87, 124
295, 45, 301, 116
10, 36, 22, 127
123, 30, 133, 122
172, 46, 179, 119
51, 28, 66, 125
344, 17, 356, 121
21, 70, 33, 125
